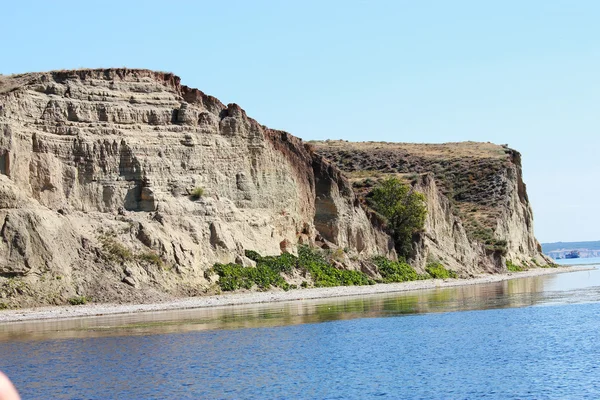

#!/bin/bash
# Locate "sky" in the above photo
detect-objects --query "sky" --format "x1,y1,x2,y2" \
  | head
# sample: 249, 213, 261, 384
2, 0, 599, 243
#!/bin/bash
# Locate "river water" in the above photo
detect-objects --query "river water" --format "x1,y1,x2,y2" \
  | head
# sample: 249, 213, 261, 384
1, 261, 600, 399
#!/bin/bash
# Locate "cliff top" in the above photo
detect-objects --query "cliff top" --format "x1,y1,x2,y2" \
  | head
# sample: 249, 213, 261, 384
0, 68, 181, 94
309, 140, 511, 161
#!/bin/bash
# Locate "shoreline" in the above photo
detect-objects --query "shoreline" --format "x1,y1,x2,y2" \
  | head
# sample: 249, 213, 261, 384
0, 266, 593, 323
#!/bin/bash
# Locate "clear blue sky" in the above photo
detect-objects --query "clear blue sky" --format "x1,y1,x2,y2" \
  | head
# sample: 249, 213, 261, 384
2, 0, 599, 243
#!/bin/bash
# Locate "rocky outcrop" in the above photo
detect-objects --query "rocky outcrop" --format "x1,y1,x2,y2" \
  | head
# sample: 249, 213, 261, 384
0, 69, 393, 307
0, 69, 548, 308
314, 141, 551, 274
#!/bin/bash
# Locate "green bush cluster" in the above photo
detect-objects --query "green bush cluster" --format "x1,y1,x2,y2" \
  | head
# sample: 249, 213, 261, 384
425, 262, 458, 279
245, 250, 296, 274
210, 262, 289, 292
100, 236, 133, 263
137, 251, 164, 267
506, 260, 524, 272
298, 246, 374, 287
190, 187, 204, 200
67, 296, 90, 305
372, 256, 425, 282
211, 246, 377, 292
210, 246, 466, 293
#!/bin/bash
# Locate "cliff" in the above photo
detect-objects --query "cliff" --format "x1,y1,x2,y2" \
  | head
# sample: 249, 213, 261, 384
0, 69, 548, 308
313, 141, 551, 274
0, 69, 393, 307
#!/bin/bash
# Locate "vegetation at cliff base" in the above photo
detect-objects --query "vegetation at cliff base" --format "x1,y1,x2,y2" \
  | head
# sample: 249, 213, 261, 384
208, 246, 375, 292
506, 260, 524, 272
425, 262, 458, 279
368, 177, 427, 257
67, 296, 90, 305
296, 246, 374, 287
210, 262, 289, 291
208, 246, 457, 292
372, 256, 426, 282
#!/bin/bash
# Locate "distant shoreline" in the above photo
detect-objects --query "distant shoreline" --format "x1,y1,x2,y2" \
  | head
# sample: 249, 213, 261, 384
0, 266, 593, 324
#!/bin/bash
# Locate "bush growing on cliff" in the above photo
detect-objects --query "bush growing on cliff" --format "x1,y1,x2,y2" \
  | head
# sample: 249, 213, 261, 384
100, 236, 133, 263
137, 251, 164, 268
368, 177, 427, 257
190, 187, 204, 200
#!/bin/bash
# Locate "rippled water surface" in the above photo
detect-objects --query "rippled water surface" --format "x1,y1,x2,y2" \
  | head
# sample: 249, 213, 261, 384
2, 266, 600, 399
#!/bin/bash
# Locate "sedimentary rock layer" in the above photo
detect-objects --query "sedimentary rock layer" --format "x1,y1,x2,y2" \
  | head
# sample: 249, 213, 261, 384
0, 69, 548, 307
0, 69, 393, 307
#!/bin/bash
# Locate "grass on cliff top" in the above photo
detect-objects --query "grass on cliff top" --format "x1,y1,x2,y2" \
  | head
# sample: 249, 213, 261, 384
310, 140, 509, 160
208, 246, 457, 293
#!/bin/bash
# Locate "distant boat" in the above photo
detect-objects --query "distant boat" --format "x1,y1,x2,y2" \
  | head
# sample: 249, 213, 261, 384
565, 250, 581, 259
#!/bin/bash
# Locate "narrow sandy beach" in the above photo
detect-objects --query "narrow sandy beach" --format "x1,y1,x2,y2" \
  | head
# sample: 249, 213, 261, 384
0, 266, 592, 323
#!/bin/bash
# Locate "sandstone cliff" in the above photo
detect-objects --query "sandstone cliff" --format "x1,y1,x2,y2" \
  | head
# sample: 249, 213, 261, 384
0, 69, 548, 308
0, 69, 393, 307
313, 141, 551, 274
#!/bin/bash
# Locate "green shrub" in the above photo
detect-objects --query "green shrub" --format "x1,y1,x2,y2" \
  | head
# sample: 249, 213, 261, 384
506, 260, 524, 272
298, 246, 373, 287
68, 296, 90, 305
210, 263, 288, 292
100, 236, 133, 263
0, 302, 8, 310
212, 246, 462, 292
258, 253, 298, 274
425, 262, 457, 279
368, 177, 427, 257
190, 187, 204, 199
244, 250, 297, 274
372, 256, 424, 282
484, 238, 508, 255
212, 247, 377, 291
137, 251, 163, 267
244, 250, 262, 262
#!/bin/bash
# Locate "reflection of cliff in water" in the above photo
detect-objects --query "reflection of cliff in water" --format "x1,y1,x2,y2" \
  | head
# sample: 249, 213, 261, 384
2, 273, 573, 342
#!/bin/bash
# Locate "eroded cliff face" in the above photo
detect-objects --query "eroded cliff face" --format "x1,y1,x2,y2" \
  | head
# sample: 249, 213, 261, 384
0, 69, 393, 307
314, 141, 550, 274
0, 69, 549, 308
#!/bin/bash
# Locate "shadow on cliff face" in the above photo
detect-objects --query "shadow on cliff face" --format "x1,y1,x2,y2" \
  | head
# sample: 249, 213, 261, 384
118, 142, 156, 212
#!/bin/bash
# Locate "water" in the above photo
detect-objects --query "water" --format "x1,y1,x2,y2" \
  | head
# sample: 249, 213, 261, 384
2, 266, 600, 399
555, 256, 600, 266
